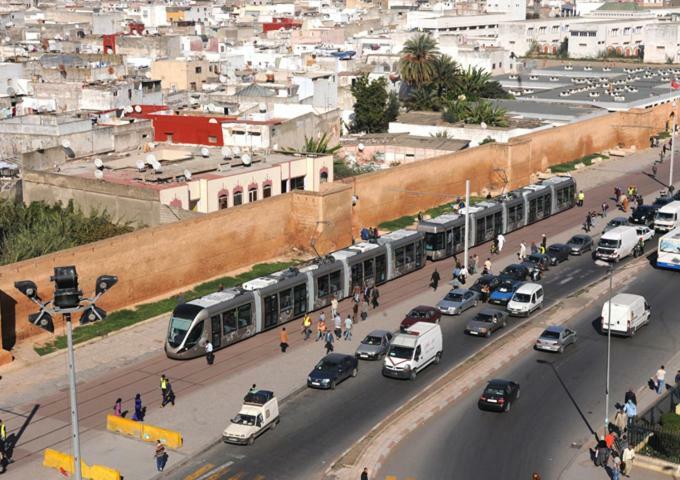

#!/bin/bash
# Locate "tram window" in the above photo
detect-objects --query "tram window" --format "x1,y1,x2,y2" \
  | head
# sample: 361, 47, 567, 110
364, 258, 374, 282
184, 321, 204, 348
425, 233, 435, 251
415, 241, 423, 267
280, 289, 292, 312
329, 270, 341, 293
476, 218, 485, 242
405, 243, 415, 264
395, 247, 405, 268
238, 304, 252, 328
264, 295, 278, 328
485, 215, 494, 238
494, 212, 503, 233
375, 255, 387, 283
351, 263, 363, 288
293, 284, 307, 316
223, 310, 237, 334
454, 227, 462, 245
317, 275, 330, 297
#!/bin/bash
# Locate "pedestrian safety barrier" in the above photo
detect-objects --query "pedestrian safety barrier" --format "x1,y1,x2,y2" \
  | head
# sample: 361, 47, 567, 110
106, 414, 183, 449
43, 449, 122, 480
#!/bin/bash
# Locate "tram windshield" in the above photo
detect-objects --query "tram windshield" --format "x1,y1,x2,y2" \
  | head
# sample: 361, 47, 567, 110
231, 413, 257, 426
167, 304, 202, 348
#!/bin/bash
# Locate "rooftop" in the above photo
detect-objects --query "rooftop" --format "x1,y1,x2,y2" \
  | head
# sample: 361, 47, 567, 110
342, 133, 470, 151
395, 111, 546, 130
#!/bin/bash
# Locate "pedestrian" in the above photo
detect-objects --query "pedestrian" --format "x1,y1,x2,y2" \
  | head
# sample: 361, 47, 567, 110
371, 286, 380, 309
623, 398, 636, 432
673, 370, 680, 403
602, 201, 609, 217
0, 418, 6, 457
205, 340, 214, 365
622, 444, 635, 476
613, 407, 627, 436
595, 438, 609, 467
538, 243, 546, 255
584, 213, 593, 232
518, 241, 527, 261
458, 264, 468, 285
352, 296, 359, 322
430, 268, 440, 290
316, 317, 327, 342
609, 452, 622, 480
360, 299, 368, 321
530, 241, 538, 254
302, 313, 312, 340
363, 285, 371, 303
113, 398, 123, 417
541, 234, 547, 251
132, 393, 145, 421
622, 195, 629, 213
334, 313, 342, 339
164, 380, 176, 407
655, 365, 667, 395
324, 330, 334, 354
652, 162, 658, 178
496, 233, 506, 253
154, 440, 168, 472
361, 467, 369, 480
344, 314, 353, 341
279, 327, 289, 353
481, 283, 490, 303
625, 387, 637, 406
331, 295, 339, 317
577, 189, 585, 207
452, 264, 461, 281
605, 430, 615, 450
248, 384, 258, 395
483, 258, 492, 274
217, 284, 224, 292
470, 254, 478, 274
660, 150, 666, 163
532, 474, 541, 480
160, 374, 168, 406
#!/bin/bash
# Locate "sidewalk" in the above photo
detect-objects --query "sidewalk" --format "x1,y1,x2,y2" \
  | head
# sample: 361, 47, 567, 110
0, 144, 676, 480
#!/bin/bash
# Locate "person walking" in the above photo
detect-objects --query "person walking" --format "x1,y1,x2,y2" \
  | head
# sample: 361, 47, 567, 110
602, 201, 609, 217
0, 419, 6, 457
430, 269, 440, 290
577, 190, 585, 207
161, 378, 176, 407
334, 313, 342, 339
302, 313, 312, 340
324, 329, 334, 354
584, 213, 593, 232
360, 299, 369, 321
625, 387, 637, 406
361, 467, 369, 480
154, 440, 168, 472
205, 340, 214, 365
371, 286, 380, 309
609, 452, 622, 480
538, 243, 546, 255
352, 294, 360, 322
518, 241, 527, 261
652, 163, 658, 179
344, 314, 353, 341
496, 233, 506, 253
160, 374, 168, 406
316, 316, 327, 342
279, 327, 289, 353
113, 398, 123, 417
622, 444, 635, 476
331, 295, 339, 317
656, 365, 667, 395
530, 241, 538, 255
458, 264, 468, 285
132, 393, 144, 421
483, 258, 492, 275
541, 234, 547, 251
470, 254, 479, 274
481, 283, 491, 303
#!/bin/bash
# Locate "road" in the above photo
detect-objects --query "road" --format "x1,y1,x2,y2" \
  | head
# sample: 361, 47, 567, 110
168, 242, 657, 480
377, 265, 680, 480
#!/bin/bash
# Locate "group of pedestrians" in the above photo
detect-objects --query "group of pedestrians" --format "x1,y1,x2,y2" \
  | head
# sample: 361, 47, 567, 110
112, 394, 146, 422
595, 387, 639, 478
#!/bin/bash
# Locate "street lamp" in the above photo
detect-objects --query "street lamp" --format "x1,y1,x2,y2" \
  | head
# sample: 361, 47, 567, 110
670, 108, 676, 194
594, 259, 614, 434
15, 266, 117, 480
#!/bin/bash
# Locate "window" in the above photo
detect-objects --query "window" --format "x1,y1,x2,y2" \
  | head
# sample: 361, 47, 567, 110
222, 310, 237, 334
320, 171, 328, 183
190, 82, 197, 91
218, 194, 228, 209
624, 27, 631, 35
364, 258, 374, 283
329, 270, 342, 293
351, 262, 363, 288
281, 180, 288, 193
264, 295, 278, 328
290, 176, 305, 190
234, 191, 243, 206
539, 26, 546, 34
184, 321, 204, 348
208, 136, 217, 144
248, 187, 258, 202
280, 289, 292, 313
395, 247, 405, 268
263, 184, 272, 198
317, 275, 330, 297
527, 27, 534, 34
195, 66, 202, 74
238, 304, 252, 328
293, 284, 306, 316
551, 25, 558, 33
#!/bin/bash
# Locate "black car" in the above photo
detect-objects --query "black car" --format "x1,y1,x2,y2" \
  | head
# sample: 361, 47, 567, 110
653, 195, 674, 207
629, 205, 659, 226
470, 274, 501, 295
478, 379, 521, 412
566, 234, 593, 255
501, 264, 531, 281
525, 253, 551, 271
547, 244, 570, 264
307, 353, 358, 390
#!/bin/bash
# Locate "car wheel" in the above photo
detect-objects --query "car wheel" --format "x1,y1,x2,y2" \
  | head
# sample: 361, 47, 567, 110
505, 401, 512, 412
410, 370, 417, 381
330, 381, 336, 390
248, 435, 255, 445
270, 418, 279, 430
473, 300, 479, 307
351, 367, 358, 377
485, 330, 491, 338
558, 345, 564, 354
516, 388, 521, 399
434, 352, 442, 365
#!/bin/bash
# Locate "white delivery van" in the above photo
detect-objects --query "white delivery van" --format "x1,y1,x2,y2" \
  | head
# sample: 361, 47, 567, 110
600, 293, 650, 336
383, 322, 443, 380
594, 226, 639, 262
223, 389, 279, 445
654, 201, 680, 233
506, 283, 544, 317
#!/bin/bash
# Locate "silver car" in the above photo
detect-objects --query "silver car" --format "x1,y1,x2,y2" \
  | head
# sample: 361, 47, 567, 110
535, 325, 576, 353
355, 330, 393, 360
437, 288, 480, 316
466, 308, 508, 337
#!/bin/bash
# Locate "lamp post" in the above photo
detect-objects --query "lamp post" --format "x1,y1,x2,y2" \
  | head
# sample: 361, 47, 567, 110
464, 179, 470, 272
670, 106, 676, 194
595, 259, 614, 434
15, 267, 117, 480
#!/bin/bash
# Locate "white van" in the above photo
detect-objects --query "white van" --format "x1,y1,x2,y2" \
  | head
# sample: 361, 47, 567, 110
600, 293, 650, 336
507, 283, 544, 317
594, 226, 639, 262
383, 322, 443, 380
223, 389, 280, 445
655, 201, 680, 233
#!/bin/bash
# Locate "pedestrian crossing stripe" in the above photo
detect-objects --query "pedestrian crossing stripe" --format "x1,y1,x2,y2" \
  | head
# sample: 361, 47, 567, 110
185, 464, 215, 480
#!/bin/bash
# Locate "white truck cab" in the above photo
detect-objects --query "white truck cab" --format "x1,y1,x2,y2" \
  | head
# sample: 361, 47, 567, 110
382, 322, 443, 380
655, 201, 680, 233
594, 226, 639, 262
223, 389, 279, 445
506, 282, 544, 317
601, 293, 651, 336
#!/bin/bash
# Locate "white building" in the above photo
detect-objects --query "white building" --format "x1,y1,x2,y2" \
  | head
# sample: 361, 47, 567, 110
498, 18, 578, 56
644, 22, 680, 63
140, 5, 168, 28
568, 18, 653, 59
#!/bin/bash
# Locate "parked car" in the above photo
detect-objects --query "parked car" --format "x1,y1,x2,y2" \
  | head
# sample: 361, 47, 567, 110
566, 234, 593, 255
355, 330, 392, 360
629, 205, 659, 226
437, 288, 480, 315
470, 274, 501, 295
465, 308, 508, 337
604, 216, 630, 233
478, 379, 521, 412
547, 244, 570, 264
500, 264, 531, 281
635, 225, 654, 243
524, 253, 551, 272
653, 195, 674, 208
534, 325, 576, 353
400, 305, 441, 331
307, 353, 358, 390
507, 283, 544, 317
223, 389, 279, 445
489, 279, 525, 307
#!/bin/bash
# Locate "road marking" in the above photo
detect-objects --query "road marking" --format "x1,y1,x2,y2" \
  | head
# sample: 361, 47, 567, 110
185, 464, 215, 480
224, 472, 245, 480
385, 476, 398, 480
558, 276, 574, 285
193, 461, 233, 480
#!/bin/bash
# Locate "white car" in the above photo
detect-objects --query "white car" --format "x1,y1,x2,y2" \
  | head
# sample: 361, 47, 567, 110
636, 225, 654, 243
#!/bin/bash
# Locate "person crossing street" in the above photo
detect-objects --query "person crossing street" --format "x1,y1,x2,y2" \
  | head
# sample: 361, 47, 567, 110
430, 269, 440, 290
302, 313, 312, 340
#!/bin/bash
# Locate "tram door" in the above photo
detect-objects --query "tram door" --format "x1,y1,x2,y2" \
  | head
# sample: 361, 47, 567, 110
210, 314, 222, 348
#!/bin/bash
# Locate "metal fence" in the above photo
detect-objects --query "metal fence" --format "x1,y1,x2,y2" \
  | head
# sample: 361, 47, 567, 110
628, 389, 680, 463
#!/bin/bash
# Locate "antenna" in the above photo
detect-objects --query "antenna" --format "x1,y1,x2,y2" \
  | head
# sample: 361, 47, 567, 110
241, 153, 252, 166
94, 169, 104, 180
200, 147, 210, 158
94, 158, 104, 169
184, 169, 192, 180
134, 105, 142, 113
221, 146, 232, 159
136, 160, 145, 172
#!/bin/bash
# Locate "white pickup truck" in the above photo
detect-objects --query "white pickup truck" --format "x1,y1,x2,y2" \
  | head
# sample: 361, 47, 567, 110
223, 389, 280, 445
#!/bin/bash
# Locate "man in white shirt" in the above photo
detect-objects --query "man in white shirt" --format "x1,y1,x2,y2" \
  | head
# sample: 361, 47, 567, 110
205, 341, 214, 365
519, 241, 526, 260
656, 365, 666, 395
497, 234, 506, 253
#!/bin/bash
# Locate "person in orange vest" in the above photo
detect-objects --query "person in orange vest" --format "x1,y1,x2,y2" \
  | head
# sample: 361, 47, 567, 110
316, 316, 327, 342
279, 327, 289, 353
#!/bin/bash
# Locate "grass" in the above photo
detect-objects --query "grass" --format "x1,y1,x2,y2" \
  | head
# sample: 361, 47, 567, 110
550, 153, 609, 174
34, 261, 295, 356
658, 131, 671, 139
378, 196, 485, 232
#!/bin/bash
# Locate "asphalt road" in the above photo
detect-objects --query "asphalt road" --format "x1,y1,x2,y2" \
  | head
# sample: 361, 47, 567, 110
168, 240, 659, 480
377, 265, 680, 480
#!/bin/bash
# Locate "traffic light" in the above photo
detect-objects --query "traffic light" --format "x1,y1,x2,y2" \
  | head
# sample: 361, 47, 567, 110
14, 280, 39, 300
95, 275, 118, 296
28, 310, 54, 333
80, 305, 106, 325
51, 266, 82, 309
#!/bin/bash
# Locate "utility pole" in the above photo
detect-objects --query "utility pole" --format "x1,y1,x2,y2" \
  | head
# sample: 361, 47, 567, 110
64, 312, 83, 479
671, 105, 676, 193
464, 179, 470, 272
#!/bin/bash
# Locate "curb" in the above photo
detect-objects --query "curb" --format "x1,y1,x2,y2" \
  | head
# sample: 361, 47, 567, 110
635, 454, 680, 478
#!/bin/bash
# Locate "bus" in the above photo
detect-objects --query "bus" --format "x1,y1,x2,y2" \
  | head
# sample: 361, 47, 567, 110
657, 227, 680, 271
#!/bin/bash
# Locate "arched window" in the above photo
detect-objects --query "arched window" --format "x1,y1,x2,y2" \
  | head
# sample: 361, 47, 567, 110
248, 186, 258, 202
320, 169, 328, 183
218, 194, 228, 209
263, 184, 272, 198
233, 186, 243, 206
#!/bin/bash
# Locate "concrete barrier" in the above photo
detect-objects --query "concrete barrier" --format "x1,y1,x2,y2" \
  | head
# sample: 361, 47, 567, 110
106, 414, 183, 449
43, 449, 121, 480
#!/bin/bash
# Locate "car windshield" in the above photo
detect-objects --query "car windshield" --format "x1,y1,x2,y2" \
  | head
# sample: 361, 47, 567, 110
409, 310, 427, 318
548, 246, 561, 253
484, 387, 505, 396
231, 414, 257, 426
527, 255, 541, 263
541, 330, 560, 339
362, 335, 382, 346
496, 282, 514, 293
445, 293, 464, 302
388, 346, 414, 359
513, 293, 531, 303
660, 239, 680, 254
657, 212, 675, 220
167, 316, 193, 348
475, 313, 495, 323
569, 237, 584, 245
599, 238, 620, 248
316, 359, 339, 370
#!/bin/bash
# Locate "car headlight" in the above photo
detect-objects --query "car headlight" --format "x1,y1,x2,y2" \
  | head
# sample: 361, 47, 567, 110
308, 376, 312, 382
322, 378, 330, 384
479, 327, 488, 333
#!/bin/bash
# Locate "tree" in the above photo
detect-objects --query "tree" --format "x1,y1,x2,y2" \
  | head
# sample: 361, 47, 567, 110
558, 37, 569, 58
431, 54, 460, 99
384, 91, 400, 125
350, 75, 392, 133
399, 33, 439, 88
442, 96, 470, 123
405, 86, 437, 111
464, 100, 508, 127
286, 133, 340, 154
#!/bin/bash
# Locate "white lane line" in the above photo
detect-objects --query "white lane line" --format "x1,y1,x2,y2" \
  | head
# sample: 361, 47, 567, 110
559, 276, 574, 285
195, 461, 234, 480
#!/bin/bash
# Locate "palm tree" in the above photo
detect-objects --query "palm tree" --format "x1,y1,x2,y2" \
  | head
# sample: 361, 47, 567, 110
455, 66, 493, 101
464, 100, 508, 127
285, 133, 341, 154
431, 54, 460, 98
399, 34, 439, 88
442, 96, 470, 124
405, 86, 438, 111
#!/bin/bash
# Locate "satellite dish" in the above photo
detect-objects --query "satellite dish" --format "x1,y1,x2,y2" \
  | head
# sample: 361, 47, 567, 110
219, 75, 227, 83
184, 169, 192, 180
208, 118, 218, 124
200, 147, 210, 157
221, 146, 232, 159
61, 139, 71, 149
136, 160, 146, 171
94, 158, 104, 169
94, 169, 104, 180
124, 106, 133, 113
480, 122, 488, 130
6, 87, 16, 97
357, 143, 365, 151
241, 153, 252, 166
233, 146, 241, 157
134, 105, 142, 113
258, 103, 267, 113
151, 160, 162, 173
273, 143, 279, 150
146, 153, 156, 165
